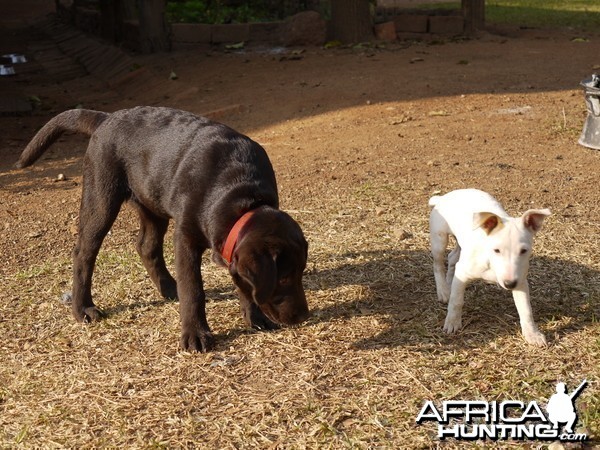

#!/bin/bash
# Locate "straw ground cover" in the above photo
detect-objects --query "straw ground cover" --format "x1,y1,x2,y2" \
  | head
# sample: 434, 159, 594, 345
1, 18, 600, 449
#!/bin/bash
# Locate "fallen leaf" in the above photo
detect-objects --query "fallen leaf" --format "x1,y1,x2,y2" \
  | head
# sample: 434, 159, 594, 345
428, 110, 449, 117
389, 115, 411, 125
324, 40, 342, 49
225, 41, 245, 50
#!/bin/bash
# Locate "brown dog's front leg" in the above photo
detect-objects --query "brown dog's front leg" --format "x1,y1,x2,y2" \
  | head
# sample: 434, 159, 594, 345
239, 293, 280, 331
175, 230, 214, 352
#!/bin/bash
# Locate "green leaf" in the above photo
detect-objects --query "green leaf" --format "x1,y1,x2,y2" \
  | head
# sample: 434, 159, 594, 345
225, 41, 245, 50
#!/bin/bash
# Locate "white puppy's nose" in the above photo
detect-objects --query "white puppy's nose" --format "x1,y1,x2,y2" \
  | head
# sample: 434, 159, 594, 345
503, 279, 518, 289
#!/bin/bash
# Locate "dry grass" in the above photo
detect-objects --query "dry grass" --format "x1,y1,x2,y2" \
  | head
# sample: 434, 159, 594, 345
1, 33, 600, 449
2, 160, 599, 448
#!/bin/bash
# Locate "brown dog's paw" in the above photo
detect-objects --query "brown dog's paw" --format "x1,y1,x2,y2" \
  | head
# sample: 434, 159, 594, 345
158, 279, 178, 300
65, 292, 104, 322
180, 329, 215, 352
250, 308, 280, 331
73, 306, 104, 323
84, 307, 104, 322
241, 302, 280, 331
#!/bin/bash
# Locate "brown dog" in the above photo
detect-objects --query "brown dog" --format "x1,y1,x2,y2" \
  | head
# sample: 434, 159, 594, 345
16, 106, 310, 351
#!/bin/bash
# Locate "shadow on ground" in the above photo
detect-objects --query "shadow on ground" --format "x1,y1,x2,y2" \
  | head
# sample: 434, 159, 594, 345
303, 249, 600, 350
32, 245, 599, 353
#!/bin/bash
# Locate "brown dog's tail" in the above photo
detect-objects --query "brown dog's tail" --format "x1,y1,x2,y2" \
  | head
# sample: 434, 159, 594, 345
15, 109, 109, 169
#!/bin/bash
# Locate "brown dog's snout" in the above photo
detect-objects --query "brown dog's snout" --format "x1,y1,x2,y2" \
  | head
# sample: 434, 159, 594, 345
263, 290, 309, 326
287, 299, 310, 325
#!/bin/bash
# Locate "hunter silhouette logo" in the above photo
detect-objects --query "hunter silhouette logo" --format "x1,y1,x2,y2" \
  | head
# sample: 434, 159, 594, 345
546, 380, 587, 434
416, 380, 588, 441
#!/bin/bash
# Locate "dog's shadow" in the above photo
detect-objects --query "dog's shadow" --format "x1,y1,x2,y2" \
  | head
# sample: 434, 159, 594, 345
302, 249, 600, 350
1, 142, 86, 194
89, 247, 599, 351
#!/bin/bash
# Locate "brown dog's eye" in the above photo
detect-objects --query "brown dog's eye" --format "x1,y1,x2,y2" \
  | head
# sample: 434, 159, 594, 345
279, 277, 291, 286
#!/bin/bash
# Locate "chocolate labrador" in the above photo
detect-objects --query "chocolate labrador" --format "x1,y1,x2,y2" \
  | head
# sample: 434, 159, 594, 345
16, 106, 310, 352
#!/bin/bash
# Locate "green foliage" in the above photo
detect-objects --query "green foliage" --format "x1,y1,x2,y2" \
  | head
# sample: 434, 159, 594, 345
418, 0, 600, 31
487, 0, 600, 30
166, 0, 278, 24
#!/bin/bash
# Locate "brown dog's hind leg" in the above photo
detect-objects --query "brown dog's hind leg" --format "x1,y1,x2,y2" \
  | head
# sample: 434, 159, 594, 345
71, 162, 124, 323
174, 229, 214, 352
133, 204, 177, 299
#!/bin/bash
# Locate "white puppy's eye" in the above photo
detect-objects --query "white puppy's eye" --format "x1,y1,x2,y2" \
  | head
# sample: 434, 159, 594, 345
520, 248, 528, 255
493, 249, 500, 254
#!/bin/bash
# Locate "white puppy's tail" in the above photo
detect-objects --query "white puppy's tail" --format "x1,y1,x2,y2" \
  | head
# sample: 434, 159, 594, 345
428, 195, 442, 208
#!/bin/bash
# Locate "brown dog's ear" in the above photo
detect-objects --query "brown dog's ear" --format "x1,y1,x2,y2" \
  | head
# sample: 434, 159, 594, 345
303, 238, 309, 261
522, 209, 551, 233
231, 250, 277, 305
473, 212, 503, 235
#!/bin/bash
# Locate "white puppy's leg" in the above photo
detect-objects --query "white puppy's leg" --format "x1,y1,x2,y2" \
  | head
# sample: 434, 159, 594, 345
430, 211, 451, 303
512, 280, 547, 346
444, 263, 468, 333
446, 246, 460, 286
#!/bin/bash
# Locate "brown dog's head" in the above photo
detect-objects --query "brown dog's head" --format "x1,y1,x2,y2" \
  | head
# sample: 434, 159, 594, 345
228, 209, 309, 326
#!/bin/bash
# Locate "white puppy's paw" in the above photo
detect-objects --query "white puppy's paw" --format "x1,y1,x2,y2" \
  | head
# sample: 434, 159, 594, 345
436, 283, 451, 304
523, 329, 547, 347
443, 314, 462, 334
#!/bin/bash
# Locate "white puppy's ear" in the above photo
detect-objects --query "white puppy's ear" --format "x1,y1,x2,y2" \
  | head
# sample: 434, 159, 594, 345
473, 212, 503, 235
522, 209, 551, 233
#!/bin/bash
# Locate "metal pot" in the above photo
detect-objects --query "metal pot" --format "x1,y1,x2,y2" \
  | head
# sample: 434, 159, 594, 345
579, 74, 600, 150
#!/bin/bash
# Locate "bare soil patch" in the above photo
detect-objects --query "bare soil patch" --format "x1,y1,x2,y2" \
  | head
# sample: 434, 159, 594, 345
1, 5, 599, 448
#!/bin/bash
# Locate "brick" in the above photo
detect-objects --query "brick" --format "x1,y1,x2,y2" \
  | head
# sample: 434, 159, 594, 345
429, 16, 464, 34
248, 22, 283, 44
283, 11, 326, 46
171, 23, 211, 43
393, 14, 428, 33
211, 24, 249, 44
374, 21, 396, 41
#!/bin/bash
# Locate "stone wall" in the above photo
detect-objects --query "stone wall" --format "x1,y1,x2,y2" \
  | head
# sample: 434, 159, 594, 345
171, 11, 327, 48
374, 5, 465, 40
56, 3, 327, 50
56, 2, 466, 52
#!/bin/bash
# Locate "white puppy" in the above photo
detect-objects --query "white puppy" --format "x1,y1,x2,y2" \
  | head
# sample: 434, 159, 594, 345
429, 189, 551, 346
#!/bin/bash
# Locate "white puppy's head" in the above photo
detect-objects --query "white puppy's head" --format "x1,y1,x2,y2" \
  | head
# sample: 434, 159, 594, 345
473, 209, 551, 290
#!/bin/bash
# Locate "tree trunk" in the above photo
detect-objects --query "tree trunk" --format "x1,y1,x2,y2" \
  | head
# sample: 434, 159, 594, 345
100, 0, 120, 42
121, 0, 137, 22
462, 0, 485, 34
138, 0, 170, 53
330, 0, 373, 44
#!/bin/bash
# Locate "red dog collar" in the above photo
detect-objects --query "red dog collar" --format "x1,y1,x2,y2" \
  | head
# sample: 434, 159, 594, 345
221, 210, 255, 265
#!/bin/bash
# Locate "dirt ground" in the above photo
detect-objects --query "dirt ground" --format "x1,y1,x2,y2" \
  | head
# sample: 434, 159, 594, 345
1, 2, 599, 448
